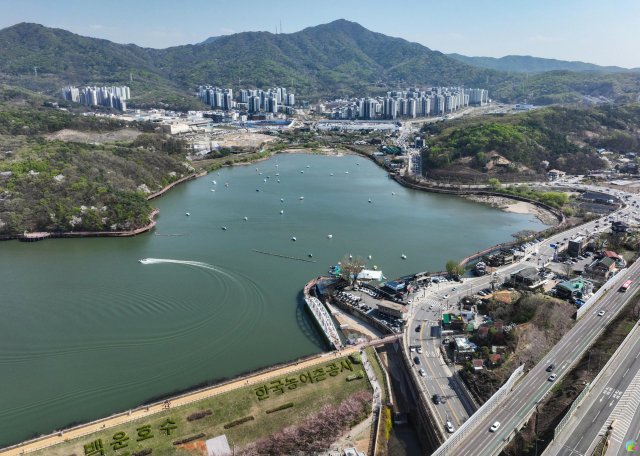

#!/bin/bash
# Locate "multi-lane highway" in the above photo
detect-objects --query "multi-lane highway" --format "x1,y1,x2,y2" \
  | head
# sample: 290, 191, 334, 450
447, 259, 640, 456
401, 180, 640, 451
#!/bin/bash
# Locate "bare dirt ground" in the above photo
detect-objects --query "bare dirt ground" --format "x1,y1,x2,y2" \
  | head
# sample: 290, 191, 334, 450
44, 128, 142, 143
464, 195, 560, 226
215, 132, 276, 149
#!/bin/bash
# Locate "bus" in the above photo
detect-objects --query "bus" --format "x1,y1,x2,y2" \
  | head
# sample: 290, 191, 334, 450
620, 280, 633, 292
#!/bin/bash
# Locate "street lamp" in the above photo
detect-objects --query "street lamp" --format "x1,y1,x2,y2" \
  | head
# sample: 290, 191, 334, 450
535, 438, 544, 456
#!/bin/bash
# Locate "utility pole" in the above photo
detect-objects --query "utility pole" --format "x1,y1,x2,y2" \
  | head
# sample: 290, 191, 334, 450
535, 439, 544, 456
33, 67, 37, 77
130, 73, 133, 82
586, 349, 593, 382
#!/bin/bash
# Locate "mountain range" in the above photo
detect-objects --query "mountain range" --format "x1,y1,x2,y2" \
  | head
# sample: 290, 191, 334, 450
447, 53, 640, 75
0, 20, 639, 109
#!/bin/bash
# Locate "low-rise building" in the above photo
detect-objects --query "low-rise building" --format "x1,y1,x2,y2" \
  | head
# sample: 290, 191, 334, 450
454, 336, 476, 354
556, 278, 593, 300
472, 359, 484, 371
547, 169, 566, 179
488, 250, 515, 267
377, 300, 408, 320
568, 236, 589, 257
586, 256, 616, 279
511, 267, 546, 288
612, 221, 630, 236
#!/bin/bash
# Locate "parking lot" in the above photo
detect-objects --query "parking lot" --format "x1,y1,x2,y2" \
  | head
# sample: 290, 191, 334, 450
334, 287, 409, 334
546, 251, 595, 275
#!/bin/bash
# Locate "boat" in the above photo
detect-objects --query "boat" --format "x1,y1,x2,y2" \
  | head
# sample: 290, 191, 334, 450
225, 183, 228, 187
222, 226, 227, 230
401, 254, 407, 259
392, 192, 395, 195
276, 173, 279, 176
138, 259, 145, 263
211, 189, 215, 192
308, 253, 313, 257
260, 172, 262, 175
280, 210, 284, 214
281, 198, 284, 202
300, 196, 304, 200
330, 173, 333, 176
301, 171, 304, 173
373, 265, 377, 270
368, 255, 372, 259
186, 213, 190, 216
256, 168, 258, 172
256, 189, 260, 192
264, 179, 266, 182
357, 163, 360, 165
345, 171, 349, 174
278, 180, 280, 183
368, 199, 371, 203
244, 217, 248, 221
213, 181, 217, 185
328, 235, 332, 239
267, 176, 270, 178
307, 166, 310, 168
217, 173, 220, 175
292, 237, 297, 241
349, 254, 353, 259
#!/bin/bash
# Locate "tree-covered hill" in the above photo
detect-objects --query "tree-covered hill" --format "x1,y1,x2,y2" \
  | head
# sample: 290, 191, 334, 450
1, 20, 639, 106
420, 104, 640, 178
448, 53, 640, 75
0, 85, 191, 234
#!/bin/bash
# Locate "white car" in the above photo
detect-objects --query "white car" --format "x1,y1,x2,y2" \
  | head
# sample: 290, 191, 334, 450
442, 294, 450, 299
446, 421, 455, 433
548, 374, 558, 381
410, 347, 416, 352
490, 422, 501, 432
417, 348, 423, 354
598, 310, 605, 316
419, 368, 426, 377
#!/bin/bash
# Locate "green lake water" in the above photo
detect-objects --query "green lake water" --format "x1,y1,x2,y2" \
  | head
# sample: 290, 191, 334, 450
0, 154, 549, 446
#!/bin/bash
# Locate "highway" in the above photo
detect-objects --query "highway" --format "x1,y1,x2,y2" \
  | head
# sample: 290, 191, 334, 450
447, 259, 640, 456
400, 179, 640, 452
545, 323, 640, 455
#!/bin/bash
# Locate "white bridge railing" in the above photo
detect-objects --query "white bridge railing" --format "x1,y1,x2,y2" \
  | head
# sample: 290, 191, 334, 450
305, 297, 343, 350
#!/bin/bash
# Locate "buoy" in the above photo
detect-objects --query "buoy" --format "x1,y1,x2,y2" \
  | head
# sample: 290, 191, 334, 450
280, 210, 284, 214
281, 198, 284, 202
328, 235, 332, 239
300, 196, 304, 200
309, 253, 313, 257
292, 237, 297, 241
222, 226, 227, 230
368, 255, 372, 259
373, 265, 377, 270
186, 213, 190, 216
244, 217, 248, 221
225, 183, 228, 187
264, 179, 266, 182
368, 199, 371, 203
349, 254, 353, 259
392, 192, 395, 195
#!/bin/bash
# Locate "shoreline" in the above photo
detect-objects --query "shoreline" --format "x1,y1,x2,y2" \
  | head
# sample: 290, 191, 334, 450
463, 195, 559, 226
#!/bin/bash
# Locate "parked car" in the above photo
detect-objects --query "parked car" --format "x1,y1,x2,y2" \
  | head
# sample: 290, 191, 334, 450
419, 368, 426, 377
417, 348, 422, 354
414, 357, 421, 365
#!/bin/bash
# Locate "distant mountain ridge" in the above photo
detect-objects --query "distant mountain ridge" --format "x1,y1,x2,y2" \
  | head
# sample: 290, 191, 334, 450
447, 53, 640, 74
0, 20, 639, 108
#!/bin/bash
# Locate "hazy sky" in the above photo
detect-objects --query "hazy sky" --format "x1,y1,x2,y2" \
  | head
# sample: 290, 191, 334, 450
2, 0, 639, 68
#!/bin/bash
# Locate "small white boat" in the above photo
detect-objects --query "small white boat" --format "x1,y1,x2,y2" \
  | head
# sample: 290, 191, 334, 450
392, 192, 395, 195
281, 198, 284, 202
368, 255, 372, 259
280, 210, 284, 214
300, 196, 304, 200
276, 165, 278, 167
307, 166, 310, 168
217, 173, 220, 175
301, 171, 304, 173
328, 235, 332, 239
368, 199, 371, 203
264, 179, 266, 182
213, 181, 217, 185
349, 254, 353, 259
211, 189, 215, 192
401, 254, 407, 259
278, 180, 280, 183
345, 171, 349, 174
244, 217, 248, 221
330, 173, 333, 176
185, 213, 190, 216
276, 173, 279, 176
292, 237, 297, 241
259, 172, 262, 175
256, 168, 259, 172
222, 226, 227, 230
308, 253, 313, 257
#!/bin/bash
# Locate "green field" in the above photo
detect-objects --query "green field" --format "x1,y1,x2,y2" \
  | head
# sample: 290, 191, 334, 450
30, 355, 371, 456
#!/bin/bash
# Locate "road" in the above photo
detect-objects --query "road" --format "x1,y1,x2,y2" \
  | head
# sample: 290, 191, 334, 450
447, 259, 640, 456
545, 323, 640, 455
401, 179, 640, 452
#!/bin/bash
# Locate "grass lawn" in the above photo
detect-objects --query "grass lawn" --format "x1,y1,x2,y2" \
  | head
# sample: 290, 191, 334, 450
30, 355, 371, 456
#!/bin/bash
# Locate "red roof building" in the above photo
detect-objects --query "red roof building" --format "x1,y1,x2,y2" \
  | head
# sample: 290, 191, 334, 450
478, 327, 489, 337
603, 251, 621, 260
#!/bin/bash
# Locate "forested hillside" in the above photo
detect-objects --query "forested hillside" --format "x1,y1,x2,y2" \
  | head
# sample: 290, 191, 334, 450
420, 104, 640, 179
1, 20, 639, 106
0, 85, 190, 234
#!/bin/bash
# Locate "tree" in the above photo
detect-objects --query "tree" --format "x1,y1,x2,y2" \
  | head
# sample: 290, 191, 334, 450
519, 183, 531, 193
488, 178, 501, 191
445, 260, 464, 277
562, 262, 575, 279
339, 255, 366, 287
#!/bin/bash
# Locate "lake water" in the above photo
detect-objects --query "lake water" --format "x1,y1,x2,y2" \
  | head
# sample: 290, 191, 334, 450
0, 154, 549, 446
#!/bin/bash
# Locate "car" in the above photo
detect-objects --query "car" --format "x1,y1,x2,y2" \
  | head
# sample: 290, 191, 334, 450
414, 357, 421, 365
452, 287, 458, 291
417, 348, 423, 354
443, 337, 450, 344
546, 364, 555, 372
410, 347, 416, 352
446, 421, 455, 433
508, 287, 514, 291
419, 368, 426, 377
490, 422, 501, 432
429, 305, 434, 310
598, 310, 605, 316
548, 374, 558, 381
443, 294, 450, 299
432, 394, 441, 404
415, 325, 421, 332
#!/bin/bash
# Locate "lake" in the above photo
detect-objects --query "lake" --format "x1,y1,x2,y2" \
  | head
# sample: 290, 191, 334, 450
0, 153, 549, 446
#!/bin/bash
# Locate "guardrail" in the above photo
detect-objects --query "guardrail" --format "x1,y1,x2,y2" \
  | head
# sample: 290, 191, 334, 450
430, 364, 525, 456
576, 268, 628, 319
554, 384, 591, 439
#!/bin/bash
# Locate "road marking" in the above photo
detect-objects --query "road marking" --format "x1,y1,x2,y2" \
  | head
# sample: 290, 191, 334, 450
624, 368, 630, 378
593, 411, 600, 422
